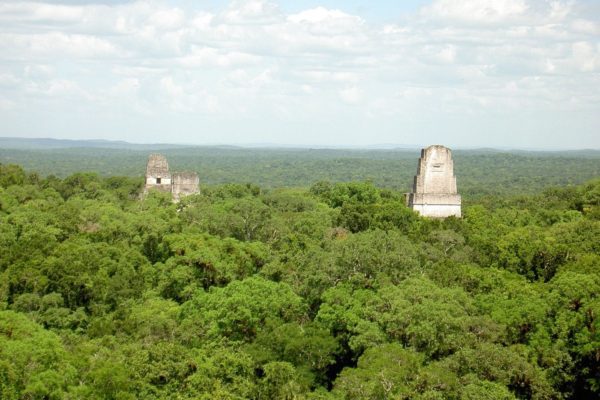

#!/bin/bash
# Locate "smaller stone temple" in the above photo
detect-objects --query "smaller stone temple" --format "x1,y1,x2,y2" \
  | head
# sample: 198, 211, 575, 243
144, 154, 199, 201
407, 145, 461, 218
172, 171, 200, 202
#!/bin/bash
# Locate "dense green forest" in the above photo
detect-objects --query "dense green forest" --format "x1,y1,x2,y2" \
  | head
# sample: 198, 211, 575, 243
1, 141, 599, 198
0, 160, 599, 399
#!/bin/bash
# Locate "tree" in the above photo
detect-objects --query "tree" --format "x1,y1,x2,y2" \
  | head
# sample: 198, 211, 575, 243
0, 164, 27, 188
181, 276, 306, 342
375, 277, 477, 359
333, 344, 424, 399
495, 226, 567, 281
0, 311, 76, 399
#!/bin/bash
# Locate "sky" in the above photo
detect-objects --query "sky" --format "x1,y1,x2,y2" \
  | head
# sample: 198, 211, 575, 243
0, 0, 599, 149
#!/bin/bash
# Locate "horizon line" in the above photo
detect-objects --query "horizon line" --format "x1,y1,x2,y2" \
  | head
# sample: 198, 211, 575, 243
1, 136, 599, 152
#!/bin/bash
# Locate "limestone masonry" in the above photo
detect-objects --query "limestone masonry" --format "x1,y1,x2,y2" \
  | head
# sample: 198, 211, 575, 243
144, 154, 199, 201
407, 145, 462, 218
144, 148, 460, 215
172, 171, 200, 202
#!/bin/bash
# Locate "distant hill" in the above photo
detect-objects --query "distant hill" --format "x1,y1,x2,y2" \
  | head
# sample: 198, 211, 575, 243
1, 137, 599, 155
0, 137, 191, 151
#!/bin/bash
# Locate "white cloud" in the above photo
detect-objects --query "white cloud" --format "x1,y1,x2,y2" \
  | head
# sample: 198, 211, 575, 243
288, 7, 364, 31
111, 78, 140, 95
571, 18, 600, 35
0, 73, 20, 88
0, 32, 119, 58
339, 86, 361, 104
179, 47, 261, 68
423, 0, 529, 24
572, 41, 599, 71
222, 0, 281, 24
24, 64, 53, 79
147, 7, 185, 30
158, 75, 219, 114
0, 97, 15, 110
0, 0, 598, 148
0, 2, 85, 24
23, 78, 93, 102
160, 76, 184, 97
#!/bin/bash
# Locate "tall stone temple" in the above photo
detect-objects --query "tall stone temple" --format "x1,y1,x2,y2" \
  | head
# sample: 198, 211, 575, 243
144, 154, 199, 201
407, 145, 461, 218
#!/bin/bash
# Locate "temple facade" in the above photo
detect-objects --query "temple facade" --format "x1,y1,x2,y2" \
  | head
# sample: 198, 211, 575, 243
144, 154, 199, 201
407, 145, 461, 218
144, 154, 172, 193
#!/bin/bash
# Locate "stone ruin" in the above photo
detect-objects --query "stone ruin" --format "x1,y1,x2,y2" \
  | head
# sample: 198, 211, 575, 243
143, 147, 461, 216
407, 145, 461, 218
172, 171, 200, 202
144, 154, 172, 193
144, 154, 199, 201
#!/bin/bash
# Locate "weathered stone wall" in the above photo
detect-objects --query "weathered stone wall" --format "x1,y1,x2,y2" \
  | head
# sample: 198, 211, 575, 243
412, 145, 457, 194
408, 145, 461, 218
145, 154, 170, 177
143, 154, 200, 201
144, 154, 172, 193
172, 172, 200, 202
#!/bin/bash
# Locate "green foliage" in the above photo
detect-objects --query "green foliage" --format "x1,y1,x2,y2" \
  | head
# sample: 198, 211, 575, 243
495, 226, 568, 281
0, 311, 76, 399
0, 163, 27, 188
156, 233, 268, 299
259, 361, 304, 399
181, 276, 305, 342
185, 345, 257, 399
333, 343, 425, 399
0, 163, 599, 399
375, 277, 478, 359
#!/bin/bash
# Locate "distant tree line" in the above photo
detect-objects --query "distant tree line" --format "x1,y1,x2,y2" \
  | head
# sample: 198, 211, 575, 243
1, 147, 598, 197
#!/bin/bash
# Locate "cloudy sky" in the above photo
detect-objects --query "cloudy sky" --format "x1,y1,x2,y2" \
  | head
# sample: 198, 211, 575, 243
0, 0, 599, 149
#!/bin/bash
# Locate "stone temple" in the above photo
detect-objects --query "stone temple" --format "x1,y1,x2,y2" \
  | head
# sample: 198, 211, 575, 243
407, 145, 461, 218
144, 154, 199, 201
